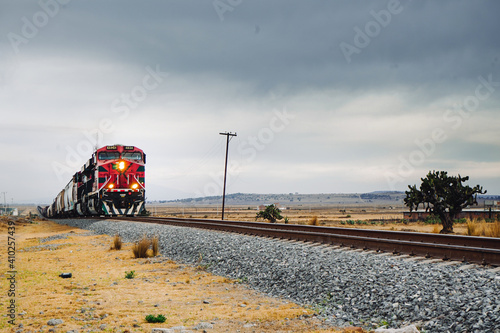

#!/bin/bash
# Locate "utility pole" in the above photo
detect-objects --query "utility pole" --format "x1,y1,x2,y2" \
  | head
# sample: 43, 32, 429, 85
1, 192, 6, 215
94, 132, 99, 152
219, 132, 237, 220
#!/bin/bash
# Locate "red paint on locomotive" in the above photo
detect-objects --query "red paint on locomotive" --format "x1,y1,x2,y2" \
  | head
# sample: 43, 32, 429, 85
38, 145, 146, 217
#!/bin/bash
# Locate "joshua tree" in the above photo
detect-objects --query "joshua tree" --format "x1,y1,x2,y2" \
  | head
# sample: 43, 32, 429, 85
404, 170, 486, 233
255, 204, 283, 223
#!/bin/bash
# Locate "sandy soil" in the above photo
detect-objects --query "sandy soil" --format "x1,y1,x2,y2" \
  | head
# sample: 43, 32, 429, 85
0, 217, 365, 333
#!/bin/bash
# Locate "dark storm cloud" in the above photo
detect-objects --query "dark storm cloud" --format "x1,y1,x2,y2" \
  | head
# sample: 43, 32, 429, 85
83, 1, 500, 92
5, 1, 498, 91
2, 0, 498, 102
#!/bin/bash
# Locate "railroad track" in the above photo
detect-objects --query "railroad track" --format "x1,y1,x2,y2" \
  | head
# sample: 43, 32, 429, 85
109, 216, 500, 266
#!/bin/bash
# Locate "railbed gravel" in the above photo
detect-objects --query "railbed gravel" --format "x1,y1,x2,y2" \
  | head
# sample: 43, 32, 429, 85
55, 218, 500, 332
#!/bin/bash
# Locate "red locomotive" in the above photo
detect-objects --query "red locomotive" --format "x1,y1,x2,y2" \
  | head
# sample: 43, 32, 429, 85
38, 145, 146, 217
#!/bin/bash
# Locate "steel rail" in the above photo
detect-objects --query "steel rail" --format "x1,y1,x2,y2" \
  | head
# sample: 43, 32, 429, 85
109, 216, 500, 266
129, 216, 500, 249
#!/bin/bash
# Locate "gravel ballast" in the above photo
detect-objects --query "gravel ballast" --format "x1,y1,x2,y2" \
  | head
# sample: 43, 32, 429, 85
55, 219, 500, 332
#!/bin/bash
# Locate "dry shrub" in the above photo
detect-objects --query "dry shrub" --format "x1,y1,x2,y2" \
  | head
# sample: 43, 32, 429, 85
485, 221, 500, 238
151, 235, 159, 256
466, 219, 477, 236
131, 234, 160, 258
492, 221, 500, 237
308, 216, 319, 226
111, 234, 122, 250
466, 219, 500, 237
132, 235, 151, 258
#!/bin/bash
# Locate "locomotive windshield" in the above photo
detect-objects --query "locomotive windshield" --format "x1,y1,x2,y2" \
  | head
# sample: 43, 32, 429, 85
122, 152, 142, 160
98, 152, 120, 160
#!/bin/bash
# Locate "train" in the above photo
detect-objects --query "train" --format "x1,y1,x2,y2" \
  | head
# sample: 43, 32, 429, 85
38, 145, 146, 218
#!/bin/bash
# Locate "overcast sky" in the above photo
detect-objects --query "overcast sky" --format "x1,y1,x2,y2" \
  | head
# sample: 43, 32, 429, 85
1, 0, 499, 204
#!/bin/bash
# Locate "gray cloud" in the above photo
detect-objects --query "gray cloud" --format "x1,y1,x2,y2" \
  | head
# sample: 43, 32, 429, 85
1, 0, 499, 202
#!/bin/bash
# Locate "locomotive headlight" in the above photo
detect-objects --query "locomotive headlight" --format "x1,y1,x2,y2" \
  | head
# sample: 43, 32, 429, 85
108, 183, 114, 189
118, 161, 125, 170
131, 183, 139, 189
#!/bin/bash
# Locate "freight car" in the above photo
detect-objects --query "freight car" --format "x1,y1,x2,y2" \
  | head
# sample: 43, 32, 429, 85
38, 145, 146, 217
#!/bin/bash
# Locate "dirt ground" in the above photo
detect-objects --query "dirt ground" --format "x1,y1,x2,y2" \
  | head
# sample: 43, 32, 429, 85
0, 217, 366, 333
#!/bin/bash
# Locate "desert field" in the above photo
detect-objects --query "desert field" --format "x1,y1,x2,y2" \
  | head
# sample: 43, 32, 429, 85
1, 203, 496, 332
7, 202, 480, 235
146, 204, 472, 235
0, 216, 364, 333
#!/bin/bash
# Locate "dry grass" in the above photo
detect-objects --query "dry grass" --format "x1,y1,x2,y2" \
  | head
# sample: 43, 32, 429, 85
466, 219, 478, 236
131, 235, 160, 258
151, 205, 403, 226
308, 216, 319, 226
111, 234, 122, 250
132, 235, 151, 258
151, 235, 159, 256
432, 224, 440, 233
466, 219, 500, 237
490, 221, 500, 238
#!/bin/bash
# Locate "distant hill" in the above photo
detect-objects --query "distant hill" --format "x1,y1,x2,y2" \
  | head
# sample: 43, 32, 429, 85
479, 195, 500, 200
152, 191, 407, 207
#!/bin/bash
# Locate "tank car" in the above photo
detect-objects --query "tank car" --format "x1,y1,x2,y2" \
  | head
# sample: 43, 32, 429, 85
38, 145, 146, 217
